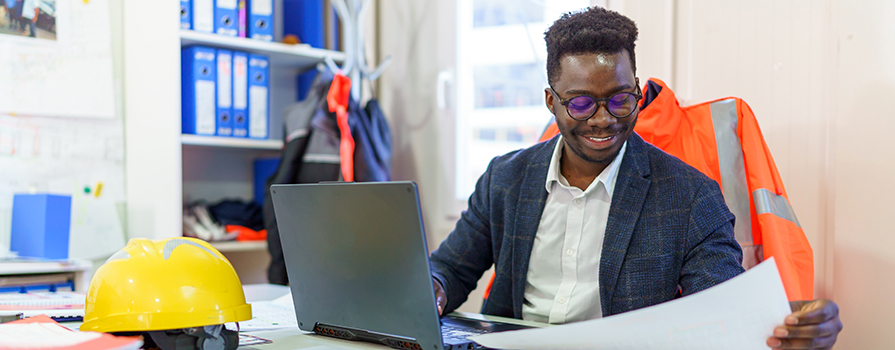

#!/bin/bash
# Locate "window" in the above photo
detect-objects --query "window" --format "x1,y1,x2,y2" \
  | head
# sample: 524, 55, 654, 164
455, 0, 590, 199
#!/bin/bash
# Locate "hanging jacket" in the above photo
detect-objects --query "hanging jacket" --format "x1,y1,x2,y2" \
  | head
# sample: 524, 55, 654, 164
350, 98, 392, 182
262, 70, 394, 285
263, 71, 341, 285
535, 78, 813, 301
327, 73, 393, 182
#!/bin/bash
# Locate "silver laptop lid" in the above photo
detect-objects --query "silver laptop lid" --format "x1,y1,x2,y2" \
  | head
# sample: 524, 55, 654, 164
270, 181, 445, 350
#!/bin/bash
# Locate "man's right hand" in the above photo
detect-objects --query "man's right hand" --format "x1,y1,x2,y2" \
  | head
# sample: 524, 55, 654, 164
433, 278, 447, 316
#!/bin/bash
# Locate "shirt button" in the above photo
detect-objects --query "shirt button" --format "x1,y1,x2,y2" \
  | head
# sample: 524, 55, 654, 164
566, 249, 574, 256
557, 297, 567, 304
574, 198, 582, 204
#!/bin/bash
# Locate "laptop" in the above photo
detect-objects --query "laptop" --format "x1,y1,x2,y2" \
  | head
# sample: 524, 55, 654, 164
270, 181, 532, 350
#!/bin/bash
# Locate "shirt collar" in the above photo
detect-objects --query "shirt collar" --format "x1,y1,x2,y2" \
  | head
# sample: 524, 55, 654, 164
545, 135, 628, 197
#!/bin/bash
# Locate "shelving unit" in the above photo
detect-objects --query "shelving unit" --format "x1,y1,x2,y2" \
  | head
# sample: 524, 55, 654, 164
181, 134, 284, 150
0, 259, 93, 291
210, 240, 268, 253
177, 29, 344, 284
180, 30, 346, 68
122, 2, 345, 284
209, 240, 270, 284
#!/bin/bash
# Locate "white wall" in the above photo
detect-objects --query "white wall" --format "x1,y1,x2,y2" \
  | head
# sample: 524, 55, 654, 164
831, 1, 895, 348
122, 1, 183, 241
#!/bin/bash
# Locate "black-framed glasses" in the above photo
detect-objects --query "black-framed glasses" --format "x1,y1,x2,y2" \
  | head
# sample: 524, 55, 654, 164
548, 86, 643, 120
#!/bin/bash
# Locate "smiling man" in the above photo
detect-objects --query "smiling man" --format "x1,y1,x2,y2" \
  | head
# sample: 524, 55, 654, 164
429, 6, 841, 350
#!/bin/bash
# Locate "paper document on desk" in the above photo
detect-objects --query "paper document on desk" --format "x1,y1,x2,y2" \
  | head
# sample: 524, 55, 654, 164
227, 291, 306, 332
470, 257, 791, 350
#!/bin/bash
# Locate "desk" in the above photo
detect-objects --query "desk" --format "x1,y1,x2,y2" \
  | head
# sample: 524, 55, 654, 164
58, 284, 541, 349
242, 312, 542, 350
240, 284, 543, 350
0, 259, 93, 291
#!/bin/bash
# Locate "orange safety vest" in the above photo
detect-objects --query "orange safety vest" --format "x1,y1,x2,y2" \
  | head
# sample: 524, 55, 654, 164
532, 78, 813, 301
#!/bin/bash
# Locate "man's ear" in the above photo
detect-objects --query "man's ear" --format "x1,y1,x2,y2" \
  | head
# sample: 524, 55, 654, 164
544, 88, 555, 115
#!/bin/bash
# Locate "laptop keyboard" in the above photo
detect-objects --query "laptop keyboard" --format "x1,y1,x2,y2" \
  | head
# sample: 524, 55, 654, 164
441, 324, 491, 341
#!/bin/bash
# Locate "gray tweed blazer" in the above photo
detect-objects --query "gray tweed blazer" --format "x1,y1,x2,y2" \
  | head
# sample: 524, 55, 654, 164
429, 133, 744, 319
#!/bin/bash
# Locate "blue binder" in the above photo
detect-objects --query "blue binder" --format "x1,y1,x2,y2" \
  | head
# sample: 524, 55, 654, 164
214, 0, 238, 36
247, 0, 273, 41
191, 0, 214, 33
182, 46, 217, 135
253, 157, 280, 205
232, 51, 249, 137
181, 0, 191, 29
216, 49, 234, 136
247, 54, 269, 139
283, 0, 323, 48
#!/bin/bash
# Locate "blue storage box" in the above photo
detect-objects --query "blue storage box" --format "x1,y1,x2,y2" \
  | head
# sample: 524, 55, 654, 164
10, 194, 72, 260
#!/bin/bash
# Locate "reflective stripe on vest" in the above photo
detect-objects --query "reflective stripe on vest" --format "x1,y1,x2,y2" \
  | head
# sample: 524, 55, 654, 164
753, 188, 801, 227
709, 99, 753, 245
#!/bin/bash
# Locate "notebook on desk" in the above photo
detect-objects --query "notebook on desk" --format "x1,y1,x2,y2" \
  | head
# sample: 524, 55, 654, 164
270, 181, 532, 350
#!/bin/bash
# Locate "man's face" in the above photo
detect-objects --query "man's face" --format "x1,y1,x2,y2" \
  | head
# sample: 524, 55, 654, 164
545, 51, 639, 168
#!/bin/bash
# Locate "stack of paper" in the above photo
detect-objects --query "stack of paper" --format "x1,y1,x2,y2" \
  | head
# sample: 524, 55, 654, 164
0, 315, 141, 350
227, 292, 305, 332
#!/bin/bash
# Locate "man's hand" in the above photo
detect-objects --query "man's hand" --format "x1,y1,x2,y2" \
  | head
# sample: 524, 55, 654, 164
433, 278, 447, 316
767, 299, 842, 349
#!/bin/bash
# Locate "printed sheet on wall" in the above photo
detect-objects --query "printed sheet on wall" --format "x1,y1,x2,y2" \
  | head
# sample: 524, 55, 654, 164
0, 0, 125, 261
0, 0, 114, 119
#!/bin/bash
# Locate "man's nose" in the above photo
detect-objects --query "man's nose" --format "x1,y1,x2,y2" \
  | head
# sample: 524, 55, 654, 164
586, 103, 616, 128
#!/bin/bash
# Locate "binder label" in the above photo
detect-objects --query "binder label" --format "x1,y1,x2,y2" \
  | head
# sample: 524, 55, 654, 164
233, 115, 248, 137
217, 53, 232, 108
248, 57, 268, 68
196, 80, 217, 135
180, 0, 191, 29
218, 0, 237, 10
234, 55, 248, 110
194, 0, 214, 32
252, 0, 272, 16
249, 85, 268, 138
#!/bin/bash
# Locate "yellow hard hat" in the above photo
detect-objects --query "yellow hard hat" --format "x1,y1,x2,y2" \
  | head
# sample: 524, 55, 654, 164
80, 237, 252, 333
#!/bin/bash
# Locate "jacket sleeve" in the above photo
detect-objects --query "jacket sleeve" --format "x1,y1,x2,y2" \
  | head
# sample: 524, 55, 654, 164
679, 178, 746, 296
429, 159, 499, 314
737, 99, 814, 301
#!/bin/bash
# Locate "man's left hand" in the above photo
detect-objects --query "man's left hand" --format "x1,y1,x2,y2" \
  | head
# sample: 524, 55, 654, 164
767, 299, 842, 349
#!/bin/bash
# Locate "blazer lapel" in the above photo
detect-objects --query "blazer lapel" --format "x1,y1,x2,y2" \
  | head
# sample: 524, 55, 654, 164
510, 137, 553, 318
599, 133, 651, 315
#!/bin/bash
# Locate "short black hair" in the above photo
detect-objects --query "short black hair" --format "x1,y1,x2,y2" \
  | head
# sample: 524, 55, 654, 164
545, 7, 638, 86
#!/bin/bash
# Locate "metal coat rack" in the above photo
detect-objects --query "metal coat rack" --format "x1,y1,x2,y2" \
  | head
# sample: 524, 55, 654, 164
324, 0, 392, 101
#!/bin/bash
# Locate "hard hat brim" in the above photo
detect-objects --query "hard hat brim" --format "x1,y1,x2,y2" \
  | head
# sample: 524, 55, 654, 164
80, 303, 252, 333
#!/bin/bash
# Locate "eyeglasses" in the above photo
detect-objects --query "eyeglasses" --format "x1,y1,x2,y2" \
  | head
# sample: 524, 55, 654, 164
548, 86, 643, 120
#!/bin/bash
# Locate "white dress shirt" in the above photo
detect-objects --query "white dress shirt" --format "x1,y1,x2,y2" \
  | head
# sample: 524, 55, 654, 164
522, 136, 627, 324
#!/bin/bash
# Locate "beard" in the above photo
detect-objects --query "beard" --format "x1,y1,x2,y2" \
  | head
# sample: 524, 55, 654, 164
567, 140, 621, 164
566, 123, 631, 164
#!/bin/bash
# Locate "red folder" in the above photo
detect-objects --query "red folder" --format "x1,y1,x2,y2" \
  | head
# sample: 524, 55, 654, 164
1, 315, 141, 350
